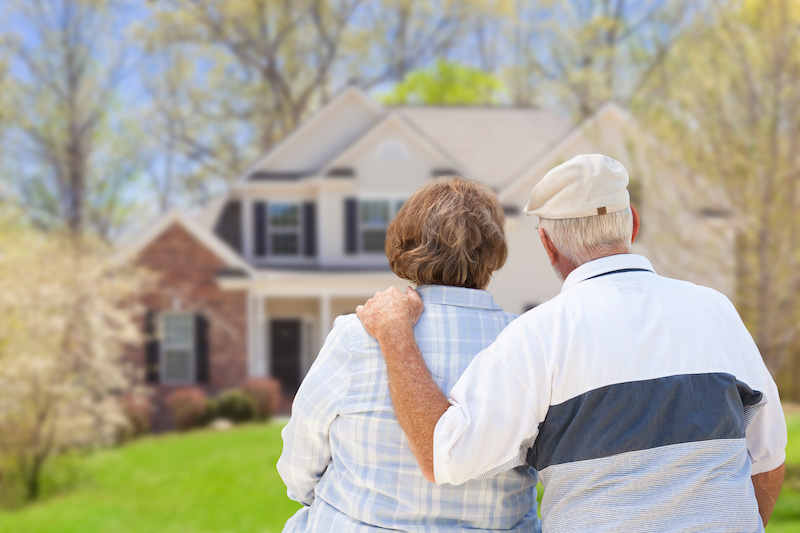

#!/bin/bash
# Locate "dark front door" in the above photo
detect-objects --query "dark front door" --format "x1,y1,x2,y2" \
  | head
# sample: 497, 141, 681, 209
270, 319, 302, 395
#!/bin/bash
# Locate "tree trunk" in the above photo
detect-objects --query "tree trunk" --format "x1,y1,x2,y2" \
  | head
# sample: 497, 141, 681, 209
25, 455, 44, 501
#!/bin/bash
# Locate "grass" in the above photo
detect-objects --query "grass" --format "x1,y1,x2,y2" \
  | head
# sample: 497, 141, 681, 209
0, 423, 301, 533
1, 415, 799, 532
768, 412, 800, 532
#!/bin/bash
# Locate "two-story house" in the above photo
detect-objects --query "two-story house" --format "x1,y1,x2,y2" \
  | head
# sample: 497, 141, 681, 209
120, 87, 734, 424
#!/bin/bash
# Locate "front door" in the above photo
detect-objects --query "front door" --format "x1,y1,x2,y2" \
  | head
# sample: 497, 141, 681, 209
270, 319, 302, 395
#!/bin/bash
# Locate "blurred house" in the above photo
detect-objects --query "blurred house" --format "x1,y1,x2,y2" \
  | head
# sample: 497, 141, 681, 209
119, 87, 734, 425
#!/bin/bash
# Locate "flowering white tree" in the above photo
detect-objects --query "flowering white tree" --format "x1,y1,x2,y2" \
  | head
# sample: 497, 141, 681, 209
0, 214, 149, 502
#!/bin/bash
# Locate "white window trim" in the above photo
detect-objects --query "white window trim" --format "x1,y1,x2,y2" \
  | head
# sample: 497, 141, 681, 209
357, 195, 406, 254
159, 312, 196, 386
251, 199, 317, 265
267, 202, 303, 258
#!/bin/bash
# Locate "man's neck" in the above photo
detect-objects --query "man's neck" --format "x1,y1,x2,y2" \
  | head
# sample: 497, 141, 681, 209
557, 250, 632, 282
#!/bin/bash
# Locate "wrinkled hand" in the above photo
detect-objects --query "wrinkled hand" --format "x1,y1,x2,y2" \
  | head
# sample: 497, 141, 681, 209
356, 286, 424, 342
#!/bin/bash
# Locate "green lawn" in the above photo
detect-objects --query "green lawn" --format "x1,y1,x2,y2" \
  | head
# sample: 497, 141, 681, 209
1, 416, 799, 533
0, 423, 301, 533
769, 412, 800, 532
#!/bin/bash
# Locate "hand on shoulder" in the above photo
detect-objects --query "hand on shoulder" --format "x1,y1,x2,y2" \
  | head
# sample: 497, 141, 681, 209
356, 286, 424, 342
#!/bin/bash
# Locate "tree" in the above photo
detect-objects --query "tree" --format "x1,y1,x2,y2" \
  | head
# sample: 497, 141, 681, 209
138, 0, 499, 206
504, 0, 693, 117
381, 59, 504, 105
1, 0, 144, 241
138, 0, 364, 204
0, 212, 148, 503
634, 0, 800, 391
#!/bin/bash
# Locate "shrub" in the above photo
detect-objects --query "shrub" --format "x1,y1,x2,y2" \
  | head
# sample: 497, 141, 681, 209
242, 378, 281, 422
118, 394, 152, 441
214, 389, 256, 424
165, 388, 210, 431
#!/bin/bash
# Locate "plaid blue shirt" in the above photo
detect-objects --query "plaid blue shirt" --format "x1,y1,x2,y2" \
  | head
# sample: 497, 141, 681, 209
277, 285, 541, 532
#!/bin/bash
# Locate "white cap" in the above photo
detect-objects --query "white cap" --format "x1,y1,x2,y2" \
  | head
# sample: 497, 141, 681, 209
524, 154, 630, 219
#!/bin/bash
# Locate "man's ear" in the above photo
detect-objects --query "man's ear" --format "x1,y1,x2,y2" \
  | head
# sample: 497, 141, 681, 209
539, 226, 558, 266
631, 204, 640, 244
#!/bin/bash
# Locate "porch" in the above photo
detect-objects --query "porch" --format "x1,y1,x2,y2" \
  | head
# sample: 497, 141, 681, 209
235, 270, 405, 398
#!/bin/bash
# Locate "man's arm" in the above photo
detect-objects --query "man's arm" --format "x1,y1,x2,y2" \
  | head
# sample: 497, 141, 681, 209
752, 463, 784, 527
356, 287, 449, 482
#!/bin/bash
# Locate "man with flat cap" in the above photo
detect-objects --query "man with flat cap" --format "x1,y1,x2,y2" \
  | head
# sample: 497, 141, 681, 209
356, 154, 787, 532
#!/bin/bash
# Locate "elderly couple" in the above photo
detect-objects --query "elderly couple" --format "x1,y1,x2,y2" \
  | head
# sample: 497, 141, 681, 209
277, 154, 787, 532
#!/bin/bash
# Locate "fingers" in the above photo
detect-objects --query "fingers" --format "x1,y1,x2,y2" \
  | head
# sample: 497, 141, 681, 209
406, 286, 422, 301
356, 305, 364, 317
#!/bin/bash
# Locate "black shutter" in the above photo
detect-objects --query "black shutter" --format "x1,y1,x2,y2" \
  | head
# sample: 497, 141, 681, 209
303, 202, 317, 257
195, 313, 209, 384
254, 201, 267, 256
344, 197, 358, 254
144, 310, 160, 384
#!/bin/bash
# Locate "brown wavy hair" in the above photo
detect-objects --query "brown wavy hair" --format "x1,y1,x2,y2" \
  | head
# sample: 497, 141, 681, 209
386, 176, 508, 289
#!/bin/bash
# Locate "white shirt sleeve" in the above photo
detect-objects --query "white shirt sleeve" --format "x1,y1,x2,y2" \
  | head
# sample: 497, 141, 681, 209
276, 316, 352, 505
718, 295, 788, 475
747, 376, 787, 475
433, 321, 549, 486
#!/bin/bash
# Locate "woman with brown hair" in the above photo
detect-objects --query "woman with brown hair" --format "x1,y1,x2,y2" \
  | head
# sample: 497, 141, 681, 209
277, 177, 540, 533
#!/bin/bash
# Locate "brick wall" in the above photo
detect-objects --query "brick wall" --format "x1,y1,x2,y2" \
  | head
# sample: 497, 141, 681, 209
131, 223, 248, 429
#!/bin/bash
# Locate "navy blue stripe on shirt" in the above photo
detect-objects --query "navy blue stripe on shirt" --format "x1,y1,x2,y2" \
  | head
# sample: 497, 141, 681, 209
527, 372, 762, 470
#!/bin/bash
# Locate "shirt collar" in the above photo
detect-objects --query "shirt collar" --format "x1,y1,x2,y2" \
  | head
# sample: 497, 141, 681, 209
560, 254, 656, 294
416, 284, 503, 311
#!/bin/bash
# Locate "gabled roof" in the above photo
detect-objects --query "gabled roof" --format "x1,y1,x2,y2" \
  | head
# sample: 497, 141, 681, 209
498, 103, 631, 203
320, 112, 463, 173
116, 210, 255, 277
235, 87, 384, 183
397, 106, 572, 189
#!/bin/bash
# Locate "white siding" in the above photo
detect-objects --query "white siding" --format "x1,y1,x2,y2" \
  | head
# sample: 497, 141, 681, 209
263, 92, 381, 173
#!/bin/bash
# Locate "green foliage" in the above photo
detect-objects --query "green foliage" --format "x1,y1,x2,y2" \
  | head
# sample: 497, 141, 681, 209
381, 60, 504, 105
212, 389, 256, 424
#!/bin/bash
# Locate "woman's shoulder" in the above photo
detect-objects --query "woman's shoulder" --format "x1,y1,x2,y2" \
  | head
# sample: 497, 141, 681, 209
330, 313, 380, 354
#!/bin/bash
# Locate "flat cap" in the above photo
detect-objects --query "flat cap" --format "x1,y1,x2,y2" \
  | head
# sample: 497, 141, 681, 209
524, 154, 630, 219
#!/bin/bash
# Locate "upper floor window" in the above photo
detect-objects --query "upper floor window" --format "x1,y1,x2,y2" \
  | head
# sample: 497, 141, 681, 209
160, 313, 196, 385
253, 200, 316, 260
359, 199, 405, 253
269, 203, 301, 256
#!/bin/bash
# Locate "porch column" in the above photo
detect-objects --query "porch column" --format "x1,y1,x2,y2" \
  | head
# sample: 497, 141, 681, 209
319, 293, 331, 348
258, 293, 268, 376
247, 292, 258, 377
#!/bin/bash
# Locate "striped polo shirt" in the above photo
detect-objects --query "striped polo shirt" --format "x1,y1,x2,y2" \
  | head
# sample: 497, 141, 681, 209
432, 254, 787, 532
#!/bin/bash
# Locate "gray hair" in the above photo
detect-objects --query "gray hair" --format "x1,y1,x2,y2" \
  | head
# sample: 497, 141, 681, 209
538, 207, 633, 267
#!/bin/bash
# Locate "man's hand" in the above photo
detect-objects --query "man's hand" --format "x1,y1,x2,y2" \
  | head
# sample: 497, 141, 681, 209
356, 286, 424, 343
